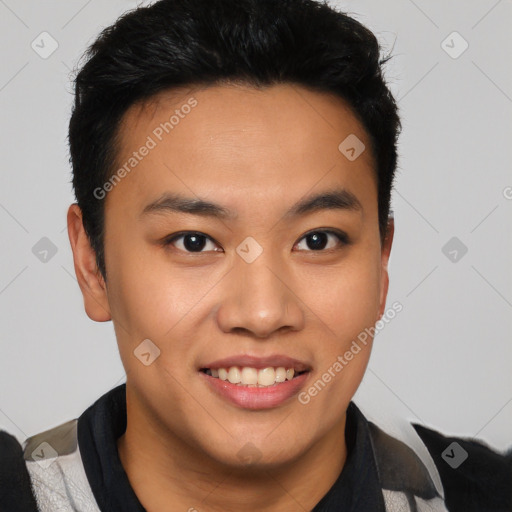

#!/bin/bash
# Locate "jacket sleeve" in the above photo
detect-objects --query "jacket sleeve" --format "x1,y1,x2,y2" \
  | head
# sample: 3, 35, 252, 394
413, 423, 512, 512
0, 430, 39, 512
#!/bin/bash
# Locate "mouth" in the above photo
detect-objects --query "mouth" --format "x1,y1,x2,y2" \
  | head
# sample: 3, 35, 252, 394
198, 355, 311, 409
200, 366, 309, 387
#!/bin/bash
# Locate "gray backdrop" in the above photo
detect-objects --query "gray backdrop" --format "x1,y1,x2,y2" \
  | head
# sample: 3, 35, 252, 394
1, 0, 511, 451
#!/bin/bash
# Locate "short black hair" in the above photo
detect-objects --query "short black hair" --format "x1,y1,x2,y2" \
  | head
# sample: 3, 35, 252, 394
69, 0, 400, 280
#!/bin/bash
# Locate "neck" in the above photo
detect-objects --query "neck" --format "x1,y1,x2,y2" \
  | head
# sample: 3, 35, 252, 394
117, 392, 348, 512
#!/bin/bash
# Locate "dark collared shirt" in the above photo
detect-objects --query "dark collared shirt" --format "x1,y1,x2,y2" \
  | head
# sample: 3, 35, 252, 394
77, 385, 386, 511
2, 384, 510, 511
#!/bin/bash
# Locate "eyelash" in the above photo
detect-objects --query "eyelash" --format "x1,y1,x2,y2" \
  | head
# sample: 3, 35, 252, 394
162, 229, 349, 254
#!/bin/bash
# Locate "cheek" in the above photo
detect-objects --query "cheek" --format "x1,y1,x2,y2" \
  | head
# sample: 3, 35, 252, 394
298, 255, 381, 394
301, 256, 381, 335
105, 230, 198, 330
103, 237, 186, 355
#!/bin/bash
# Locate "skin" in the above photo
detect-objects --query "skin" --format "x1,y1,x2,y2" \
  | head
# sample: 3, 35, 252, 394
67, 83, 394, 511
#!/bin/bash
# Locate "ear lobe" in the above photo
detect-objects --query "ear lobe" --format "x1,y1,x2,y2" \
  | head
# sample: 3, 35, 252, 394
377, 217, 394, 319
67, 204, 111, 322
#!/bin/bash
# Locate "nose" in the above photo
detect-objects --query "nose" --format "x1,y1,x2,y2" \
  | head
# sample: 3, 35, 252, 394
215, 254, 305, 339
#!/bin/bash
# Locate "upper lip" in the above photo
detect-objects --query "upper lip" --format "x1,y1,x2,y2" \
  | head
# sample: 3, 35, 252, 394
200, 354, 311, 373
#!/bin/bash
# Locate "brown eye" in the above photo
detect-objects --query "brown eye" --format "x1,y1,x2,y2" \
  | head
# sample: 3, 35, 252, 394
164, 232, 221, 253
295, 230, 348, 252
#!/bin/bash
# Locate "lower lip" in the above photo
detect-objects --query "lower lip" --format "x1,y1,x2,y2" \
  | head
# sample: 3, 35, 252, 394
200, 371, 310, 410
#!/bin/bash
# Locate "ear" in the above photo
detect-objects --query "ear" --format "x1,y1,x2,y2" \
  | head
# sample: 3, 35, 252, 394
377, 217, 394, 319
67, 204, 111, 322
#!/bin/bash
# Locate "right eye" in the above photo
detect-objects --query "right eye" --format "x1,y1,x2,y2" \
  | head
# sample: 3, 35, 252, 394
163, 231, 222, 253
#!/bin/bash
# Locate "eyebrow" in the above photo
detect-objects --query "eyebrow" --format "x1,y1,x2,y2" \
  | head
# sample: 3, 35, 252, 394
141, 188, 362, 221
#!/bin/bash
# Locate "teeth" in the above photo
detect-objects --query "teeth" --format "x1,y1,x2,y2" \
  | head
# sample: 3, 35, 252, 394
241, 367, 258, 385
275, 367, 286, 382
228, 366, 241, 384
258, 367, 275, 386
207, 366, 300, 387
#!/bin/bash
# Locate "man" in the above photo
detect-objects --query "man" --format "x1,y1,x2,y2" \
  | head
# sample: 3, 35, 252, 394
0, 0, 510, 510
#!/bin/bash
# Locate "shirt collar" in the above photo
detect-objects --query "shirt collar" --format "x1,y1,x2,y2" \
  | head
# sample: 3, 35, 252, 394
78, 384, 386, 512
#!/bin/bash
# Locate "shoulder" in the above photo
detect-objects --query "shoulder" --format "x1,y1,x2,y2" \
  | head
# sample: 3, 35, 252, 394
21, 419, 101, 512
359, 402, 511, 512
413, 423, 512, 512
1, 420, 101, 512
0, 430, 39, 511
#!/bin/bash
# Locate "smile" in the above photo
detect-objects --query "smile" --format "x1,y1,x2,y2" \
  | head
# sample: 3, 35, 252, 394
201, 366, 308, 387
199, 356, 311, 409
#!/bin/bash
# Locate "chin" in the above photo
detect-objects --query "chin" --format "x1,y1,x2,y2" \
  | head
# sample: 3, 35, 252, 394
191, 425, 313, 470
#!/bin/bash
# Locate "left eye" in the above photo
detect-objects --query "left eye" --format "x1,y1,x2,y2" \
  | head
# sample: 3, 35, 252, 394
295, 230, 347, 252
164, 230, 347, 253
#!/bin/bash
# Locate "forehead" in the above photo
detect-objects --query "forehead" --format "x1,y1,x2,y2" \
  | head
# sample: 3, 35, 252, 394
108, 83, 377, 218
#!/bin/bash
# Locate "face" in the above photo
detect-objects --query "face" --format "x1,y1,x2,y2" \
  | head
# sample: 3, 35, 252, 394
71, 83, 393, 468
